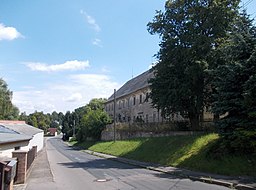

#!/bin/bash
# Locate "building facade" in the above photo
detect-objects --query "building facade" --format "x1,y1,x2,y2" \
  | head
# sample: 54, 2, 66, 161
105, 70, 184, 124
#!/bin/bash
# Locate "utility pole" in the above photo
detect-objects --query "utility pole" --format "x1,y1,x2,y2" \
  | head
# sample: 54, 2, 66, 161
73, 120, 75, 137
113, 89, 116, 142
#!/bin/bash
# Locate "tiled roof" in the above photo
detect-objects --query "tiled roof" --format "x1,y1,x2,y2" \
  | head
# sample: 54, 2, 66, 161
108, 70, 154, 101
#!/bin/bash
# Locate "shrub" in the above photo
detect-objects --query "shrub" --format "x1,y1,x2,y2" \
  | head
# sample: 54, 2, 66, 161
208, 129, 256, 159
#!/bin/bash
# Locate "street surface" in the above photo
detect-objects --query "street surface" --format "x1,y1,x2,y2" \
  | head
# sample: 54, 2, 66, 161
26, 137, 231, 190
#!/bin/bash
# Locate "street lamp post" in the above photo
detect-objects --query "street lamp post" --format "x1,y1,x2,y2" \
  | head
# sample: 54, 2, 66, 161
114, 89, 116, 142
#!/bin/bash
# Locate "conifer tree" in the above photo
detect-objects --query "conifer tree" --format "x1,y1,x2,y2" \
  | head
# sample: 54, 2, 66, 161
212, 11, 256, 133
210, 14, 256, 154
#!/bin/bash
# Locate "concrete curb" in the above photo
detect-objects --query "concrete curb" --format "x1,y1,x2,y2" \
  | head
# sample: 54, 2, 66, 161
235, 184, 256, 190
189, 176, 234, 188
84, 150, 256, 190
13, 184, 27, 190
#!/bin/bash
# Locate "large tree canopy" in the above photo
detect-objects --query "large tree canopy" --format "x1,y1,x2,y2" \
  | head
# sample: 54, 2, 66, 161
77, 98, 110, 141
60, 98, 110, 141
0, 78, 19, 120
147, 0, 240, 130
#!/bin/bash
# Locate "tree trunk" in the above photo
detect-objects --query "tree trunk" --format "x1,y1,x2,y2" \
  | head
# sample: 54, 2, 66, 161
213, 114, 220, 121
189, 113, 201, 131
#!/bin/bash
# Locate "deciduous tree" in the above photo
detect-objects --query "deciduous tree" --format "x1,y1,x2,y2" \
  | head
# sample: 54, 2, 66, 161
147, 0, 239, 130
0, 78, 19, 120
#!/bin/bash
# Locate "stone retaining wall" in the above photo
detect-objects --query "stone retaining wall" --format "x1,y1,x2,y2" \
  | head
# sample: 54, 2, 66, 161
101, 122, 214, 141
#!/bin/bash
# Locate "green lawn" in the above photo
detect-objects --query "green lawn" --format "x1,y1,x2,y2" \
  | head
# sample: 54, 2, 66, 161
71, 134, 256, 177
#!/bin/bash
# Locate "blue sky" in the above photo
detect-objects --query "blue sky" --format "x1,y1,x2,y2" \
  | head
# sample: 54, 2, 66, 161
0, 0, 255, 114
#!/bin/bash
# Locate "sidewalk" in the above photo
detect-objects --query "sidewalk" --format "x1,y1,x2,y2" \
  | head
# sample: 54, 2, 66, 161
13, 146, 55, 190
84, 150, 256, 190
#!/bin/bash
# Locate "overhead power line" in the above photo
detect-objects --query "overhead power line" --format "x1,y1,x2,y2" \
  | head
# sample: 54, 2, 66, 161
243, 0, 253, 7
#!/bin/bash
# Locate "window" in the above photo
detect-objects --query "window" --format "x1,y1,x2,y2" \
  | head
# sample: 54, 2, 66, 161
145, 92, 149, 102
119, 101, 122, 109
133, 96, 136, 105
139, 94, 143, 104
153, 113, 156, 122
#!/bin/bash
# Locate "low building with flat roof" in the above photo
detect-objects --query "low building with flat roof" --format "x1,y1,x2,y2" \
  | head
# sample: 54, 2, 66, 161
0, 120, 44, 158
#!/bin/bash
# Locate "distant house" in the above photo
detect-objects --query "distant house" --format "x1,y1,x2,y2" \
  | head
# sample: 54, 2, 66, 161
105, 70, 185, 124
0, 120, 44, 158
48, 128, 57, 136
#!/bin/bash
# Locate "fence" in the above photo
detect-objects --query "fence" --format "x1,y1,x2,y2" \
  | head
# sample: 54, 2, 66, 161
12, 146, 37, 184
27, 146, 37, 170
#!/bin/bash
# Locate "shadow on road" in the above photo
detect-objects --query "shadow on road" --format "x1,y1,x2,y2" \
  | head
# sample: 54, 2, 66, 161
58, 158, 138, 170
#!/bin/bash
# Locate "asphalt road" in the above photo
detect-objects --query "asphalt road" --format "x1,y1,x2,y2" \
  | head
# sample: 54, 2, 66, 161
42, 137, 231, 190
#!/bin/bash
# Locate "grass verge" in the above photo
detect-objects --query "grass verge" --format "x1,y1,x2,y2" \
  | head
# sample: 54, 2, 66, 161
71, 133, 256, 177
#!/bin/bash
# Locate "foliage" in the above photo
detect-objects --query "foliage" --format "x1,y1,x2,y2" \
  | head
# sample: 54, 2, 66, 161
209, 129, 256, 157
61, 111, 74, 140
76, 98, 110, 141
212, 12, 256, 135
87, 98, 107, 110
19, 110, 64, 134
0, 78, 19, 120
147, 0, 240, 130
25, 111, 50, 133
78, 109, 111, 141
60, 98, 110, 141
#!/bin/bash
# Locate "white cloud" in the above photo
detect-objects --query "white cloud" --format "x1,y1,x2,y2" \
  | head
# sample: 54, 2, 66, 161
12, 73, 120, 114
0, 23, 22, 41
63, 93, 83, 102
80, 10, 101, 32
25, 60, 90, 72
21, 86, 35, 90
69, 74, 119, 91
92, 38, 102, 47
101, 66, 110, 73
13, 90, 56, 114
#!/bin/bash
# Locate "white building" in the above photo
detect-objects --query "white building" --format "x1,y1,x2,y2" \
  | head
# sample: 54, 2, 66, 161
0, 120, 44, 158
0, 132, 31, 158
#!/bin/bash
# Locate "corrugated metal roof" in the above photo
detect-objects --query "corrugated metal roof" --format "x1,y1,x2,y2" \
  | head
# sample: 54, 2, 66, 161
0, 133, 31, 144
108, 70, 154, 101
0, 123, 43, 136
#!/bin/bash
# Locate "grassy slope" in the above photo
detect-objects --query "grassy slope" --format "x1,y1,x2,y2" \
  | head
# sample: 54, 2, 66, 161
72, 134, 256, 176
